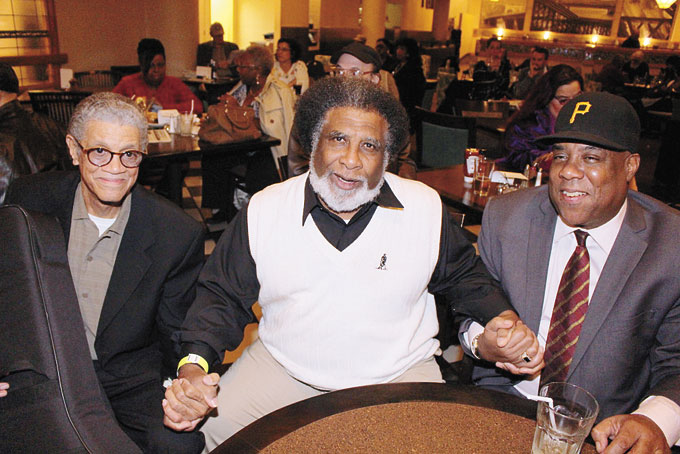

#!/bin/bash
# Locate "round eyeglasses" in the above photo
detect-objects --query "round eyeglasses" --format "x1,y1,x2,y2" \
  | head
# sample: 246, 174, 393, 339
329, 65, 374, 77
73, 137, 144, 168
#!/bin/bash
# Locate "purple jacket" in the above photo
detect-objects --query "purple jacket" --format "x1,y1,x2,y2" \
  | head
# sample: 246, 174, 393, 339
497, 107, 555, 172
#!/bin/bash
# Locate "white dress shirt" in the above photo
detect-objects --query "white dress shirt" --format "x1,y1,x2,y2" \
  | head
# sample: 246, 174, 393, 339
466, 200, 680, 446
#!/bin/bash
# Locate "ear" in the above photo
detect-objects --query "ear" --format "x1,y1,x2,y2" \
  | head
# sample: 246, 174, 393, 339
370, 71, 381, 85
65, 135, 81, 166
624, 152, 640, 182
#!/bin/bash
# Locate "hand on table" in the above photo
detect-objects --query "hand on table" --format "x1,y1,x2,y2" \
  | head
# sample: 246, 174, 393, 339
163, 364, 220, 431
591, 414, 670, 454
0, 382, 8, 397
478, 310, 544, 375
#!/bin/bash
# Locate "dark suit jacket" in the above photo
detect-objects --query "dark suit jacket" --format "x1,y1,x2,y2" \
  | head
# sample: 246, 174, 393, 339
476, 185, 680, 421
196, 40, 239, 67
5, 171, 205, 382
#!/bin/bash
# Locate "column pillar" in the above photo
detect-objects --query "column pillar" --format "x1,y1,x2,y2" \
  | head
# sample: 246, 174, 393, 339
361, 0, 387, 47
432, 0, 451, 42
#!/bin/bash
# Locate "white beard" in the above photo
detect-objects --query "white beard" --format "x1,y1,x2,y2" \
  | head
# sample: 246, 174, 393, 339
309, 151, 387, 214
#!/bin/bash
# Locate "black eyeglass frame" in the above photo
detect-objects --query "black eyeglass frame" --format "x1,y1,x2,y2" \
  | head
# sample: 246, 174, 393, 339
72, 137, 145, 168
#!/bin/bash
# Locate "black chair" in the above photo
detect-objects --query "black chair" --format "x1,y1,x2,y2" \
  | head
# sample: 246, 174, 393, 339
414, 106, 476, 168
110, 65, 141, 86
73, 70, 116, 90
28, 90, 92, 127
0, 205, 141, 453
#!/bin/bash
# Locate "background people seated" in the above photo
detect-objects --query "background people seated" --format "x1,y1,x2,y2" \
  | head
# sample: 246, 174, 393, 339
393, 37, 426, 131
162, 77, 541, 450
471, 37, 511, 100
4, 92, 205, 453
197, 22, 239, 79
497, 64, 583, 172
375, 38, 398, 72
201, 44, 295, 223
595, 54, 625, 96
113, 38, 203, 114
0, 63, 69, 204
271, 38, 309, 95
622, 50, 650, 84
511, 46, 548, 100
468, 92, 680, 453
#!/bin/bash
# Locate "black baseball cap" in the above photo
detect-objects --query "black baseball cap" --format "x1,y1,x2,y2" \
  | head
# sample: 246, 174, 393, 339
331, 42, 381, 71
539, 92, 640, 152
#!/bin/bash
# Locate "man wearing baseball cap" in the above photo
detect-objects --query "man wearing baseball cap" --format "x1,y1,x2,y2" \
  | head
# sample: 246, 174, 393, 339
463, 92, 680, 452
287, 42, 414, 179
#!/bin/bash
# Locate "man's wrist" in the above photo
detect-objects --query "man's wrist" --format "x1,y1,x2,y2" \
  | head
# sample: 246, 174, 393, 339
177, 353, 209, 376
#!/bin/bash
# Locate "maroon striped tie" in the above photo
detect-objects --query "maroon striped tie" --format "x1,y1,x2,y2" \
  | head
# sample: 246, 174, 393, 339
540, 230, 590, 387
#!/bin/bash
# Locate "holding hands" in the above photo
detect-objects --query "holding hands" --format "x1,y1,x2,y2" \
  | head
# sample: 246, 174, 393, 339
163, 364, 220, 431
478, 310, 544, 375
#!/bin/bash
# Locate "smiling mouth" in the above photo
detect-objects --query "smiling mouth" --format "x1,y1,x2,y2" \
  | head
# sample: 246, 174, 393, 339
332, 173, 362, 191
560, 190, 587, 200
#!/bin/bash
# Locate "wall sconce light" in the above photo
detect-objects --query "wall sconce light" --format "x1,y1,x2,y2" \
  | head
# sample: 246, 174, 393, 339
590, 35, 599, 45
543, 31, 551, 40
497, 27, 505, 39
643, 36, 652, 46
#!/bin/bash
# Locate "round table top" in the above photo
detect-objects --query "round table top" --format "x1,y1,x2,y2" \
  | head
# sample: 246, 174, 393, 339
213, 382, 597, 454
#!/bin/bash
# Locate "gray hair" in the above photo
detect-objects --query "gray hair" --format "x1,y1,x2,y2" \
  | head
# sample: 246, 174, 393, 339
245, 44, 275, 77
295, 77, 409, 161
67, 92, 148, 150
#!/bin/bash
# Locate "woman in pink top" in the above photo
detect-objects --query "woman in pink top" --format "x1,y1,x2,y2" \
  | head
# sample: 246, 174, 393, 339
113, 38, 203, 114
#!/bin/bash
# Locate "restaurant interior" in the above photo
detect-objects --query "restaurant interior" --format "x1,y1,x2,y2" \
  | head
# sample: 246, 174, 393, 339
2, 0, 680, 452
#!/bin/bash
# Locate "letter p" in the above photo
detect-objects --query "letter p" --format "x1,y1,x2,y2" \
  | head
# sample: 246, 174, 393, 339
569, 102, 591, 124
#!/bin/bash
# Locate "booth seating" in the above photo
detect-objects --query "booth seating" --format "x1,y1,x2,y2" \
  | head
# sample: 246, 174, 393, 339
0, 205, 141, 453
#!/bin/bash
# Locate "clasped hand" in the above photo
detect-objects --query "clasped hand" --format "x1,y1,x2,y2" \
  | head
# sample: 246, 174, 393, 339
478, 310, 544, 375
163, 364, 220, 431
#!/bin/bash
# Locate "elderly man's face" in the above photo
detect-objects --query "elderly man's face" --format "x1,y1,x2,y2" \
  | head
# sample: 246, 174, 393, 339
310, 107, 389, 220
549, 142, 639, 229
67, 120, 142, 219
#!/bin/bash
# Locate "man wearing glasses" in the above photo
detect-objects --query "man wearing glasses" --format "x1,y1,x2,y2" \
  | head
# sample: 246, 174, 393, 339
287, 42, 416, 179
4, 92, 205, 453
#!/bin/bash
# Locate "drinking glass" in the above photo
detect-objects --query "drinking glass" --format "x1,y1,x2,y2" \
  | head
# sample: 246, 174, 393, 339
473, 156, 495, 196
179, 112, 194, 137
532, 382, 599, 454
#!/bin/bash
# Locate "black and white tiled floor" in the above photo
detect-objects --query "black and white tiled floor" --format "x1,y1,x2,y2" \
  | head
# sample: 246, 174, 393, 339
178, 158, 225, 257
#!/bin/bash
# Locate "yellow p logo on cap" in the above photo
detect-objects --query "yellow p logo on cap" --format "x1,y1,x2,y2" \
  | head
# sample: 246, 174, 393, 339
569, 101, 591, 123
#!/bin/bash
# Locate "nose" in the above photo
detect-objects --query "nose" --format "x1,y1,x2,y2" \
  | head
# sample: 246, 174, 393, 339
557, 155, 583, 181
338, 143, 361, 170
103, 154, 126, 173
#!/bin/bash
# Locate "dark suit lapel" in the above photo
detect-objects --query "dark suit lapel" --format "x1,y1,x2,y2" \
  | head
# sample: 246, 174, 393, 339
568, 197, 648, 378
96, 187, 154, 336
523, 192, 557, 331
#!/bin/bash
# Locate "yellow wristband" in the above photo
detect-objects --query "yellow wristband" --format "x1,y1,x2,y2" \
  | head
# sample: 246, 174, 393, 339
177, 354, 209, 375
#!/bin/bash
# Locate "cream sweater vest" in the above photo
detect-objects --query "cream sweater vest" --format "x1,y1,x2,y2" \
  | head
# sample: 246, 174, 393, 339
248, 173, 442, 389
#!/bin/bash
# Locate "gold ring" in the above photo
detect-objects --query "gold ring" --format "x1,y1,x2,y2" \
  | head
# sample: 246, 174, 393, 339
521, 352, 532, 363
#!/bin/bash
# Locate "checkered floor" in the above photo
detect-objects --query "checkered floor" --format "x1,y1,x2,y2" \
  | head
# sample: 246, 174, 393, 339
179, 158, 226, 257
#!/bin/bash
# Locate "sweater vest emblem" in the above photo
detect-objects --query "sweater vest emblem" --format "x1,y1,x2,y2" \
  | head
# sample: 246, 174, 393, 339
376, 253, 388, 271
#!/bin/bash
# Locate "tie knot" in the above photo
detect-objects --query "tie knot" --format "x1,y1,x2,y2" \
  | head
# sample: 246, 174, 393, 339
574, 230, 588, 247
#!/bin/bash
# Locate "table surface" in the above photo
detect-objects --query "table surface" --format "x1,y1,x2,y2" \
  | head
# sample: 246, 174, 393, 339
213, 382, 596, 454
146, 133, 280, 160
417, 165, 495, 224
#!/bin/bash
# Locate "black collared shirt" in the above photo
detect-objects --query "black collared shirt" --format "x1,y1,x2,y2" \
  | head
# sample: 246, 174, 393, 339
302, 177, 402, 251
180, 176, 511, 368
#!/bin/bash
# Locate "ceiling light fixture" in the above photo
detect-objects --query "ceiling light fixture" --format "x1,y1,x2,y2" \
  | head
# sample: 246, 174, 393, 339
656, 0, 676, 9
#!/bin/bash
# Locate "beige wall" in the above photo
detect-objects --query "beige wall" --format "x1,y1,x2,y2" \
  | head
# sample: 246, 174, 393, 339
401, 0, 433, 31
233, 0, 280, 48
55, 0, 199, 76
281, 0, 309, 28
320, 0, 360, 28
